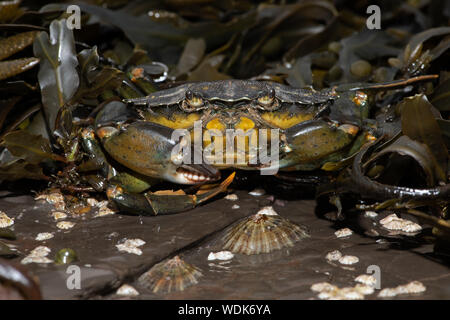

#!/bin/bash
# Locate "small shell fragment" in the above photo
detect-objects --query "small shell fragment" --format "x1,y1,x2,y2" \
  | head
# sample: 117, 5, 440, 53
335, 228, 353, 238
116, 238, 146, 255
249, 188, 265, 196
138, 256, 202, 293
232, 204, 240, 210
35, 232, 54, 241
21, 246, 53, 264
364, 211, 378, 218
325, 250, 342, 261
0, 212, 14, 228
338, 255, 359, 265
224, 194, 239, 201
222, 213, 309, 255
116, 284, 139, 296
56, 221, 75, 230
207, 251, 234, 261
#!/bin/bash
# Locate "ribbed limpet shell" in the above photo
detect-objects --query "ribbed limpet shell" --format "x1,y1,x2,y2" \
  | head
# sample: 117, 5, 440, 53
222, 213, 309, 255
138, 256, 202, 293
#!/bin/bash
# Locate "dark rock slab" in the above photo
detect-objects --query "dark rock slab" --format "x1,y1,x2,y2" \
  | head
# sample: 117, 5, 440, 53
1, 190, 449, 300
0, 191, 261, 299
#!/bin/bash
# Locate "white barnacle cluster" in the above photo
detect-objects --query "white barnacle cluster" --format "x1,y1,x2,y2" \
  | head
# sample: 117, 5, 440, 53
52, 211, 67, 221
95, 201, 116, 217
21, 246, 53, 264
248, 188, 265, 196
224, 194, 239, 201
256, 206, 278, 216
325, 250, 342, 261
325, 250, 359, 265
378, 281, 426, 298
379, 213, 422, 233
0, 211, 14, 228
207, 251, 234, 261
35, 232, 54, 241
339, 255, 359, 265
35, 192, 66, 211
116, 284, 139, 296
56, 221, 75, 230
355, 274, 377, 287
364, 211, 378, 218
334, 228, 353, 238
116, 238, 146, 255
311, 282, 374, 300
86, 198, 116, 217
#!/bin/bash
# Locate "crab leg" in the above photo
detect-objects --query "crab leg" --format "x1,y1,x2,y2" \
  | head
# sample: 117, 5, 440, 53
107, 172, 235, 215
334, 74, 438, 92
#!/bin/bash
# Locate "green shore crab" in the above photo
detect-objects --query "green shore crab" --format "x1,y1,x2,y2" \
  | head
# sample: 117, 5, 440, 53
80, 75, 445, 215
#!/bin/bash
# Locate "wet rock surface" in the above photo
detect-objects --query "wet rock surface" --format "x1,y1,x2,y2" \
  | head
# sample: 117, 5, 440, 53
0, 190, 449, 300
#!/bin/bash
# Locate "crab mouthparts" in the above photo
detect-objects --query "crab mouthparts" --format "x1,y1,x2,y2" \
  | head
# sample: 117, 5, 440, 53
176, 165, 220, 183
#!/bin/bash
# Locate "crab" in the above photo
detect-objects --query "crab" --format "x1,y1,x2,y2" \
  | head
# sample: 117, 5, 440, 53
79, 76, 439, 215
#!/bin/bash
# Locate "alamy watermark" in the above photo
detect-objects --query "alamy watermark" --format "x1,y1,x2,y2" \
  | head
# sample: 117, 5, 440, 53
367, 264, 381, 289
366, 5, 381, 30
66, 265, 81, 290
66, 5, 81, 30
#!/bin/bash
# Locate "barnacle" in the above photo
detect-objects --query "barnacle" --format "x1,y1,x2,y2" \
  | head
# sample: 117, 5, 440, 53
138, 256, 202, 293
222, 212, 309, 255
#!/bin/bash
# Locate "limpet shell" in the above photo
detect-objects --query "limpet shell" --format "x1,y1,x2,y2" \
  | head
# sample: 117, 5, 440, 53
222, 213, 309, 255
138, 256, 202, 293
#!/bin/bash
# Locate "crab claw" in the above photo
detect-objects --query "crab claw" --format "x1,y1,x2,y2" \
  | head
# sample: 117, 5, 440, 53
280, 119, 359, 169
97, 121, 220, 184
107, 172, 235, 215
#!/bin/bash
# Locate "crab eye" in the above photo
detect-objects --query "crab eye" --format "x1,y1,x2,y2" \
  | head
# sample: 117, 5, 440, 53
184, 90, 204, 108
257, 89, 276, 107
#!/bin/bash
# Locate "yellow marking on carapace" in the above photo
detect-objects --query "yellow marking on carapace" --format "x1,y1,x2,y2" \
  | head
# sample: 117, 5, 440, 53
260, 111, 314, 129
235, 117, 255, 131
145, 113, 201, 129
203, 118, 225, 151
206, 118, 226, 131
203, 117, 260, 164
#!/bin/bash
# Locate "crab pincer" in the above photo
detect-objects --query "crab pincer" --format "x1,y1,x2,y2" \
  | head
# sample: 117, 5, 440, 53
107, 172, 235, 215
96, 121, 220, 184
280, 119, 360, 168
